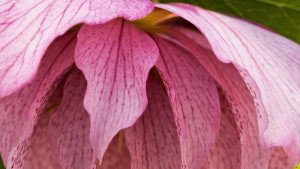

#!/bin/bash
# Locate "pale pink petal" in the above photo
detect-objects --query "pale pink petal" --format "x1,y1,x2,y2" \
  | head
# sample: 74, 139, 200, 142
268, 148, 293, 169
48, 70, 94, 169
157, 3, 300, 164
154, 36, 221, 168
202, 92, 241, 169
98, 133, 131, 169
74, 19, 159, 162
168, 28, 271, 169
23, 110, 61, 169
125, 74, 181, 169
0, 31, 76, 169
0, 0, 153, 97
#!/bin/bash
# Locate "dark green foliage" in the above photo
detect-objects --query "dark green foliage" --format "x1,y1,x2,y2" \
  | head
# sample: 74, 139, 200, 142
0, 157, 4, 169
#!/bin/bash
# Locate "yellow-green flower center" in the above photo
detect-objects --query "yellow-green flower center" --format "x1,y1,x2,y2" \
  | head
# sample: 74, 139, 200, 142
133, 9, 177, 34
295, 162, 300, 169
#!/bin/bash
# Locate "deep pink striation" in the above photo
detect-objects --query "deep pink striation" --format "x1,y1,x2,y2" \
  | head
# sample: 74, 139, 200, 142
157, 3, 300, 164
155, 36, 221, 168
0, 31, 76, 169
74, 19, 159, 162
0, 0, 154, 97
48, 70, 93, 169
168, 28, 271, 169
125, 74, 181, 169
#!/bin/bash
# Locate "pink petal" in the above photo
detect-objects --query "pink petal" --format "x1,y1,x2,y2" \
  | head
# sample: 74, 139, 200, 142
48, 70, 94, 169
157, 3, 300, 164
168, 28, 271, 169
124, 74, 181, 169
268, 148, 293, 169
0, 31, 76, 169
23, 81, 65, 169
0, 0, 153, 97
99, 133, 131, 169
23, 110, 61, 169
74, 19, 159, 162
202, 92, 241, 169
154, 36, 221, 168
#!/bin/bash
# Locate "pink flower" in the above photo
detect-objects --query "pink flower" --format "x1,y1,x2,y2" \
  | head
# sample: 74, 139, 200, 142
0, 1, 299, 169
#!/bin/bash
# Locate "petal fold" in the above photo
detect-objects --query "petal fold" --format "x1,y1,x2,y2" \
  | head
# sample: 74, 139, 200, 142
0, 31, 76, 169
202, 92, 241, 169
48, 70, 93, 169
268, 148, 293, 169
157, 3, 300, 164
75, 19, 159, 161
0, 0, 153, 96
23, 109, 61, 169
99, 133, 131, 169
168, 28, 271, 169
154, 36, 221, 168
125, 73, 181, 169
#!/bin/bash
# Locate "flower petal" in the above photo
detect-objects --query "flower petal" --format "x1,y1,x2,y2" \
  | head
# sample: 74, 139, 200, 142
168, 28, 271, 169
0, 0, 153, 97
0, 31, 76, 169
154, 36, 221, 168
74, 19, 159, 162
268, 148, 293, 169
48, 69, 94, 169
124, 73, 181, 169
157, 3, 300, 164
23, 109, 61, 169
23, 81, 65, 169
99, 133, 131, 169
202, 91, 241, 169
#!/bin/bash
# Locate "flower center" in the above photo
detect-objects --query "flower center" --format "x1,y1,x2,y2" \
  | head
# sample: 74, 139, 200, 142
133, 9, 177, 33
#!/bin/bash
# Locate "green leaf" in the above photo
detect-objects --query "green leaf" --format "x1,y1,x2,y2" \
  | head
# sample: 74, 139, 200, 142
0, 157, 4, 169
159, 0, 300, 44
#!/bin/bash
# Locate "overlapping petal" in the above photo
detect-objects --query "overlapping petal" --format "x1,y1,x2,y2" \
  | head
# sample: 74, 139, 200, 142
268, 148, 292, 169
99, 133, 131, 169
0, 0, 154, 97
154, 36, 221, 168
157, 3, 300, 164
168, 28, 271, 169
0, 31, 76, 169
125, 74, 181, 169
48, 70, 93, 169
23, 111, 61, 169
21, 75, 64, 169
75, 19, 159, 161
202, 92, 241, 169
